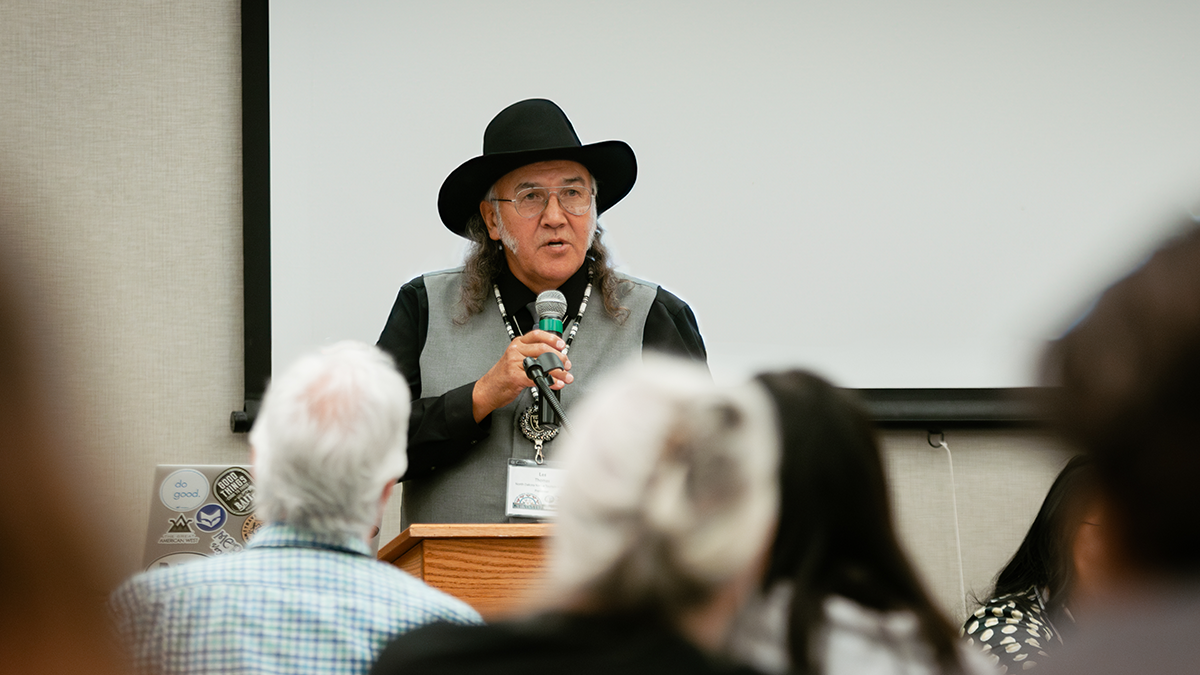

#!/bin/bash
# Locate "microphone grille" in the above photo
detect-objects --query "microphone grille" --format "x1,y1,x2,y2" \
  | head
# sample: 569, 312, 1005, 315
535, 290, 568, 320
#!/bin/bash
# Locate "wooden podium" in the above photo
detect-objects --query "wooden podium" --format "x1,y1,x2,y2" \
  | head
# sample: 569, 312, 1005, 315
378, 523, 552, 619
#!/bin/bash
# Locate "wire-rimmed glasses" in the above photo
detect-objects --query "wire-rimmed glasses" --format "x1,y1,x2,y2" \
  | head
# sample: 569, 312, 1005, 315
491, 185, 595, 218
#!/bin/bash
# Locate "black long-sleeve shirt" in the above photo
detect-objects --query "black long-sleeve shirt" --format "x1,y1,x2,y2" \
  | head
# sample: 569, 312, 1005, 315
377, 263, 706, 481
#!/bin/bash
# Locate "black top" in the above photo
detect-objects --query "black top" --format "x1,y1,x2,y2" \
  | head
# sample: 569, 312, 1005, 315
377, 262, 707, 481
370, 612, 762, 675
962, 586, 1063, 673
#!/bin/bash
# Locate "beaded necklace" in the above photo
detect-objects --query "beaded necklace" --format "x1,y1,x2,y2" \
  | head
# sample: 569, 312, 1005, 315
492, 267, 593, 461
493, 270, 592, 349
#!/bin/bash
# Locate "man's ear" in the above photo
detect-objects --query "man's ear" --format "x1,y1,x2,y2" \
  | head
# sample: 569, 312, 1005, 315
480, 201, 502, 241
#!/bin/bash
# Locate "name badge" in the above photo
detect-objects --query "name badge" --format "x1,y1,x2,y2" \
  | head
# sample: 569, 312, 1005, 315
505, 459, 565, 520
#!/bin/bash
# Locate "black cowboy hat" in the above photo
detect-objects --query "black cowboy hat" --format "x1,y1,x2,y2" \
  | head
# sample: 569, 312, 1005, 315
437, 99, 637, 236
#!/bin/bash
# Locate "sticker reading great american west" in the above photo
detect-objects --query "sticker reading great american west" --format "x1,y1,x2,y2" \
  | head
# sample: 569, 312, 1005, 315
157, 514, 200, 546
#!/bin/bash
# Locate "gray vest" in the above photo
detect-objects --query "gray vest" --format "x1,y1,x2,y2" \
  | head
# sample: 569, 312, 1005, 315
402, 267, 657, 527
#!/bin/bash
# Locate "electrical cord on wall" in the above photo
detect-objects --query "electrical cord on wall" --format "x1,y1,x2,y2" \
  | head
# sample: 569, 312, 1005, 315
931, 430, 968, 619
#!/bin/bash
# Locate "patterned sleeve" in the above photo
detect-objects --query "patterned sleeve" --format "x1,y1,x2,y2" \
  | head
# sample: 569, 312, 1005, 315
962, 589, 1056, 673
107, 576, 154, 675
446, 600, 485, 626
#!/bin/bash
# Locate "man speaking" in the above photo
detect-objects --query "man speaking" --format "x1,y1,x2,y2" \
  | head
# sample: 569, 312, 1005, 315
377, 99, 705, 527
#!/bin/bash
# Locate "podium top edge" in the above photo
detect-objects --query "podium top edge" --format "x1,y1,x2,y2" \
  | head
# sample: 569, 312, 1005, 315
407, 523, 553, 538
378, 523, 553, 562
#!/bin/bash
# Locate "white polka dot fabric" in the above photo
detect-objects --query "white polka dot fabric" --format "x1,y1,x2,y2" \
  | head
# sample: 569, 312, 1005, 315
961, 588, 1058, 673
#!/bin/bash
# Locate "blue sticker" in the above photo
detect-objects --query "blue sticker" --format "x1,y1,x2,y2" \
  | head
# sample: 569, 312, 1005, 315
194, 503, 228, 533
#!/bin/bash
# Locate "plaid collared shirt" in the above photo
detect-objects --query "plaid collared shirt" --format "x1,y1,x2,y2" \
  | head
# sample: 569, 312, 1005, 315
110, 522, 482, 675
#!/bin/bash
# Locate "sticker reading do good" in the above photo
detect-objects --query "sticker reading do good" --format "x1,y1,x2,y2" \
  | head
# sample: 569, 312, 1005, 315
160, 468, 210, 512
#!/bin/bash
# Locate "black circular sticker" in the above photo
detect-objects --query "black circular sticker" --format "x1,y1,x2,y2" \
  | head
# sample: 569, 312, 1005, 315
214, 467, 256, 516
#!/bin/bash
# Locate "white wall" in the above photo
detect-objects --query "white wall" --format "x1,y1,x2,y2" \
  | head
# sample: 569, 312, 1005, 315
271, 0, 1200, 389
2, 1, 1074, 624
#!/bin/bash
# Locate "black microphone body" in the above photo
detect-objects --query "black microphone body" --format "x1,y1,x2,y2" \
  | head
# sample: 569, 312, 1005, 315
523, 353, 569, 430
534, 290, 568, 426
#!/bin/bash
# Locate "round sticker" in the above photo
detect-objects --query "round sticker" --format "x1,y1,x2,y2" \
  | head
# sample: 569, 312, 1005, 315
145, 551, 208, 572
194, 503, 228, 533
214, 467, 256, 516
160, 469, 210, 513
242, 513, 264, 542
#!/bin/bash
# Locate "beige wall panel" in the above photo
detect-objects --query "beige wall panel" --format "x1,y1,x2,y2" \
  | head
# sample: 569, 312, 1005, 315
0, 2, 247, 576
881, 428, 1073, 625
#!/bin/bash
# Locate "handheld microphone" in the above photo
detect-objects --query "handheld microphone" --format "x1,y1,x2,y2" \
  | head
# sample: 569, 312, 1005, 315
534, 290, 568, 425
523, 353, 570, 431
535, 290, 567, 337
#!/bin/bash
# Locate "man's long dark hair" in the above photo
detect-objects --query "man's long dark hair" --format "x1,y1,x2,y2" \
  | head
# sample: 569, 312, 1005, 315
755, 370, 964, 674
986, 455, 1097, 617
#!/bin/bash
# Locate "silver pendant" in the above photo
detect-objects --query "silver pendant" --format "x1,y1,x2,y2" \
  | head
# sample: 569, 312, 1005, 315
519, 405, 558, 464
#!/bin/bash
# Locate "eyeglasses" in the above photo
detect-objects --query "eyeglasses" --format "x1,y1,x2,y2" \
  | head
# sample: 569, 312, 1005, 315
491, 185, 594, 218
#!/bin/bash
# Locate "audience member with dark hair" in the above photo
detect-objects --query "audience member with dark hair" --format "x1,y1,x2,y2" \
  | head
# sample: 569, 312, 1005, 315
370, 357, 779, 675
725, 370, 992, 675
1036, 221, 1200, 674
962, 455, 1101, 672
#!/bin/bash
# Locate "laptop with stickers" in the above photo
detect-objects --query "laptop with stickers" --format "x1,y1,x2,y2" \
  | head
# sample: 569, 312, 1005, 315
140, 464, 263, 571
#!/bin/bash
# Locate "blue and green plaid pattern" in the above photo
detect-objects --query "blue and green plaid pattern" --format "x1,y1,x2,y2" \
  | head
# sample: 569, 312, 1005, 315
110, 523, 482, 675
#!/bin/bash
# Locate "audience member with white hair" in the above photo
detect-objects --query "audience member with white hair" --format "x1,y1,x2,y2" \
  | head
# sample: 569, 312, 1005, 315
110, 341, 481, 675
370, 356, 779, 675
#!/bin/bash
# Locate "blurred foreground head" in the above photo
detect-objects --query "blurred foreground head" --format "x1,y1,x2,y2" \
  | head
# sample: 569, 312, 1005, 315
1043, 222, 1200, 577
249, 341, 411, 541
0, 231, 122, 673
548, 356, 779, 629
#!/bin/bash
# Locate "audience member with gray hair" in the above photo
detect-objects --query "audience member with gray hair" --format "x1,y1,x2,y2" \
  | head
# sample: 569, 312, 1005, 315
249, 340, 410, 540
110, 341, 481, 675
370, 356, 779, 675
